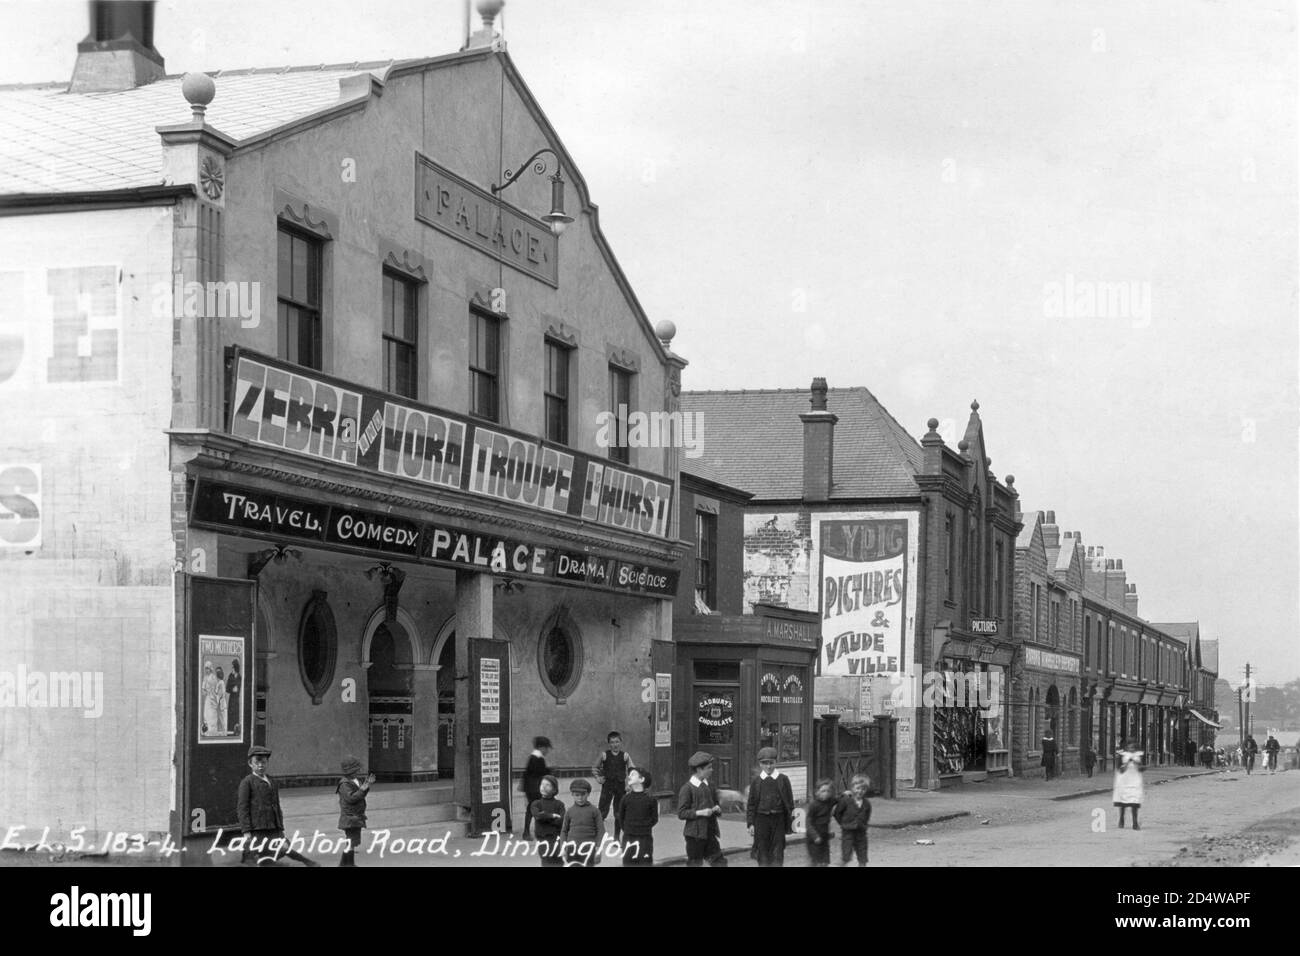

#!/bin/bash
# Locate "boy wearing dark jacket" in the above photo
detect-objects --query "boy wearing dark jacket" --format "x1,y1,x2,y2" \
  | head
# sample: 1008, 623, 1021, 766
805, 778, 836, 867
833, 773, 872, 866
616, 767, 659, 866
560, 778, 605, 867
335, 755, 375, 866
520, 736, 552, 838
676, 750, 727, 867
746, 746, 795, 866
528, 774, 566, 867
236, 745, 318, 866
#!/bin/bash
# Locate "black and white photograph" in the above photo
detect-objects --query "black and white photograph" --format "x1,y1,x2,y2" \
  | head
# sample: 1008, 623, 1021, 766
0, 0, 1296, 921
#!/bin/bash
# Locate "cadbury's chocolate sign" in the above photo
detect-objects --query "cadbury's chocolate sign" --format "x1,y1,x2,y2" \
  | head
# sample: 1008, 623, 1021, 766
190, 480, 678, 598
227, 350, 673, 540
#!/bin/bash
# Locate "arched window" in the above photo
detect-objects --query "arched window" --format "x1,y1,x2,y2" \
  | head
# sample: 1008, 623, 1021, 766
1068, 687, 1078, 746
298, 590, 338, 705
537, 606, 583, 700
1028, 687, 1038, 744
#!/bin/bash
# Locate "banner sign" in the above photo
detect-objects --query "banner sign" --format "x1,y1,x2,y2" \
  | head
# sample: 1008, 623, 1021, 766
415, 153, 559, 288
818, 519, 909, 676
190, 479, 679, 599
228, 349, 673, 540
1024, 647, 1080, 673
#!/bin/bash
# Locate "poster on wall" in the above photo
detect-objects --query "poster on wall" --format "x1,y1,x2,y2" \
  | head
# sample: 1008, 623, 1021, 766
480, 658, 500, 724
468, 639, 511, 836
198, 635, 245, 745
697, 690, 736, 745
480, 737, 501, 803
654, 673, 672, 747
817, 518, 910, 677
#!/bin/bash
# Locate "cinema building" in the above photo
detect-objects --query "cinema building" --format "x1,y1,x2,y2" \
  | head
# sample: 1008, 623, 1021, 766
0, 2, 686, 850
678, 384, 1022, 789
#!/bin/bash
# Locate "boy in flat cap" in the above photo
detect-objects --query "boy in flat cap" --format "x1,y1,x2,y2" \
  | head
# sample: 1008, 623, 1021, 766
677, 751, 727, 867
335, 755, 375, 866
236, 745, 319, 866
560, 778, 605, 866
746, 746, 795, 866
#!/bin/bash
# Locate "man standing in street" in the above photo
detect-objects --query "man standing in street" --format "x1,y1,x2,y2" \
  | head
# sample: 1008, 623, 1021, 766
1041, 729, 1058, 780
1264, 734, 1281, 773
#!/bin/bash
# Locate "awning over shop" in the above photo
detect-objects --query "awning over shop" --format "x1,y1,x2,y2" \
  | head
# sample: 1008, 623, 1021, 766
1188, 708, 1222, 729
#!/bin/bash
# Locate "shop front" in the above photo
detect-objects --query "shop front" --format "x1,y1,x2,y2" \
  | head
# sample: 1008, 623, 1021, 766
936, 628, 1015, 782
672, 605, 818, 799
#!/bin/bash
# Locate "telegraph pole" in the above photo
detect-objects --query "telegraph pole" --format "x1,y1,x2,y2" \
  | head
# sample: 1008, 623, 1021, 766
1243, 662, 1252, 738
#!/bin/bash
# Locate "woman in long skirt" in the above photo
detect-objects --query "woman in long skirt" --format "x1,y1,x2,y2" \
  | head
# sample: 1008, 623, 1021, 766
1112, 739, 1145, 830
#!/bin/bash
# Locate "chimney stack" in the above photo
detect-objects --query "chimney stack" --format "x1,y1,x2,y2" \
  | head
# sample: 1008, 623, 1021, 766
71, 1, 165, 93
800, 378, 837, 503
1042, 510, 1060, 550
1125, 582, 1140, 617
1106, 558, 1128, 607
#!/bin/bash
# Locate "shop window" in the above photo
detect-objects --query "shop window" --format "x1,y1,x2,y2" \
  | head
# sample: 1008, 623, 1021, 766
277, 226, 323, 370
297, 591, 337, 705
537, 607, 583, 699
544, 339, 571, 445
759, 664, 807, 761
693, 660, 739, 682
608, 364, 633, 464
382, 270, 419, 399
469, 309, 500, 421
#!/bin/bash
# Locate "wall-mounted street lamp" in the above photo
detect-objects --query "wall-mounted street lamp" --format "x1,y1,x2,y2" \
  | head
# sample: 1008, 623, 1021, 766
491, 147, 574, 236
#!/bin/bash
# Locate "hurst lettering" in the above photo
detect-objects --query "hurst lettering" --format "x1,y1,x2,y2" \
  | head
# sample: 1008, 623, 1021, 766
467, 427, 574, 514
230, 358, 360, 465
580, 463, 672, 537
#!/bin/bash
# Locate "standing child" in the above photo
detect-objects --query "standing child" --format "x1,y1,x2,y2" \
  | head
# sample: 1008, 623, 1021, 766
677, 751, 727, 867
746, 746, 794, 866
236, 745, 319, 866
593, 731, 634, 841
529, 775, 566, 867
520, 735, 552, 839
560, 779, 605, 867
805, 778, 836, 867
616, 768, 659, 866
335, 755, 375, 866
833, 774, 872, 866
1113, 739, 1145, 829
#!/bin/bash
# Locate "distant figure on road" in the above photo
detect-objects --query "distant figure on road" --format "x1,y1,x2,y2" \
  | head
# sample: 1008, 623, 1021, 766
1264, 735, 1280, 773
1112, 739, 1145, 831
1084, 747, 1097, 778
1184, 738, 1197, 767
1041, 730, 1058, 780
1244, 735, 1259, 775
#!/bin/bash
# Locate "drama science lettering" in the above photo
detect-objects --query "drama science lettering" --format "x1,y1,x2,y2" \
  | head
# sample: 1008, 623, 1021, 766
823, 568, 906, 620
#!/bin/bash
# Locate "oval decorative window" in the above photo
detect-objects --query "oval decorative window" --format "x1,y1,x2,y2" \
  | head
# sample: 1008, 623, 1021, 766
298, 590, 338, 705
537, 606, 583, 700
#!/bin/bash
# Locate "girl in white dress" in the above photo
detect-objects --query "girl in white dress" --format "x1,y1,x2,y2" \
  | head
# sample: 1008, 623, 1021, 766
1112, 738, 1145, 830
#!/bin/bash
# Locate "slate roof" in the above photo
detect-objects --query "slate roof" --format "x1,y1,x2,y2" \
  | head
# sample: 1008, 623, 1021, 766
680, 457, 752, 498
0, 61, 399, 195
1016, 511, 1042, 549
678, 388, 924, 501
1154, 622, 1200, 647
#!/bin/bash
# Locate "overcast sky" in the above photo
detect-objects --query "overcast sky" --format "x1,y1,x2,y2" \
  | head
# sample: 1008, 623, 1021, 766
6, 0, 1298, 684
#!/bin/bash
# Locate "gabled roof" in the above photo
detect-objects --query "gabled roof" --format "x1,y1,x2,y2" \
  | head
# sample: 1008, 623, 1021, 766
1016, 511, 1043, 549
678, 388, 923, 500
0, 59, 416, 194
1199, 639, 1219, 674
681, 458, 752, 499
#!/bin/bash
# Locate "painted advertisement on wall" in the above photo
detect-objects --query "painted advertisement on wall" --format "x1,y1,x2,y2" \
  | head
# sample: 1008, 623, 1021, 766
812, 512, 920, 786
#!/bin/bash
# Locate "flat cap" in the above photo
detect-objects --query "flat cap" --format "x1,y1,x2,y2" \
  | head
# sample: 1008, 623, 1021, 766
757, 747, 779, 762
688, 750, 713, 769
248, 745, 271, 759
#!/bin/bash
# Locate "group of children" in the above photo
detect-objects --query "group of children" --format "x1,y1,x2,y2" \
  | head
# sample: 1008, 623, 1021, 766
235, 731, 874, 867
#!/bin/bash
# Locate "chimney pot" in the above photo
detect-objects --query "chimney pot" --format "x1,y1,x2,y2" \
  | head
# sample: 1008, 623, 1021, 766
1046, 510, 1056, 524
809, 377, 828, 411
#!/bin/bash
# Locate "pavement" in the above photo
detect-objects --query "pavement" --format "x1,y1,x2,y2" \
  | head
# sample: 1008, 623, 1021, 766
180, 763, 1226, 867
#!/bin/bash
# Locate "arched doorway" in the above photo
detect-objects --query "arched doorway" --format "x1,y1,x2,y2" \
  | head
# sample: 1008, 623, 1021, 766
363, 608, 419, 781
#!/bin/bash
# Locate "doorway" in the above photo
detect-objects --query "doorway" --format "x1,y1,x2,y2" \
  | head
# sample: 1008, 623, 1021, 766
367, 620, 414, 779
436, 633, 455, 778
694, 684, 738, 788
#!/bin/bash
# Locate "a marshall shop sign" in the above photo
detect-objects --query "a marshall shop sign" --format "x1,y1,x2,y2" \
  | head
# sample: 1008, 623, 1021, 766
227, 349, 673, 540
415, 154, 558, 288
190, 480, 679, 598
